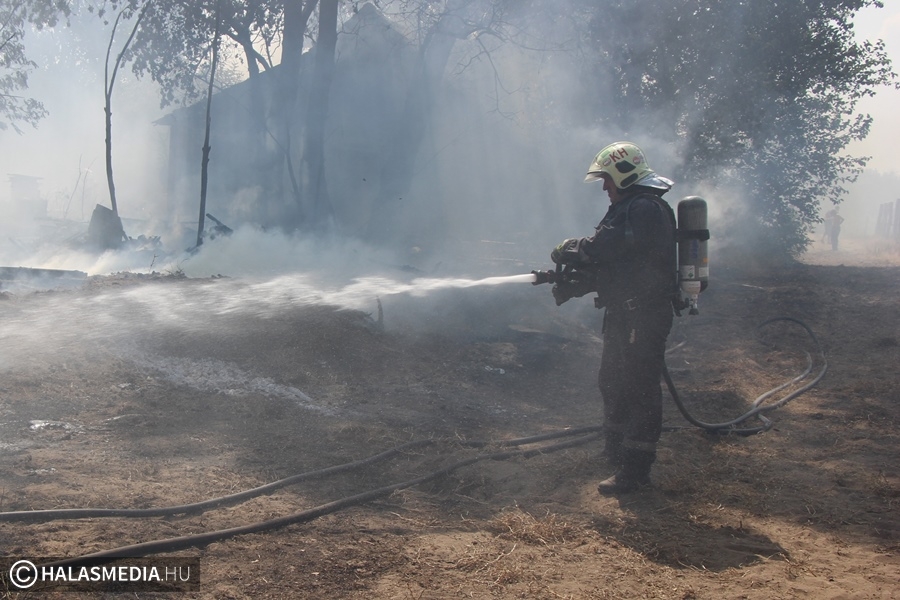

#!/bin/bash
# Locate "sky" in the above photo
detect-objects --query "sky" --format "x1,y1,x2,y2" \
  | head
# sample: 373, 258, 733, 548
0, 11, 168, 224
847, 2, 900, 177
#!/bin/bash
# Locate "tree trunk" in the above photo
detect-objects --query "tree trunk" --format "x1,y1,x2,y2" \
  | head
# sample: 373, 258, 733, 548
269, 0, 317, 224
104, 3, 148, 220
300, 0, 338, 229
196, 0, 223, 248
282, 0, 315, 70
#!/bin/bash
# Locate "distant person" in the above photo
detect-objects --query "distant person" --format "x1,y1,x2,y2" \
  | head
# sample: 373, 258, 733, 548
822, 209, 835, 244
543, 141, 677, 494
827, 207, 844, 251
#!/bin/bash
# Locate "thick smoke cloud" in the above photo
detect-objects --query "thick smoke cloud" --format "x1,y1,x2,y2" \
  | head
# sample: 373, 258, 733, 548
1, 5, 652, 273
1, 1, 893, 296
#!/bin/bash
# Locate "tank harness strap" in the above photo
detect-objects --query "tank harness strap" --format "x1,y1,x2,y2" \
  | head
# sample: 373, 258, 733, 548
676, 228, 710, 242
623, 192, 678, 248
617, 192, 683, 315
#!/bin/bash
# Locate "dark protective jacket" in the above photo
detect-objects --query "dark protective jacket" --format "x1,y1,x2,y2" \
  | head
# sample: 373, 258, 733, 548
581, 188, 678, 311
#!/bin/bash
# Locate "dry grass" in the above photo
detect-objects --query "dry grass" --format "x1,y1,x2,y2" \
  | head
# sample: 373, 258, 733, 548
449, 507, 590, 596
487, 506, 582, 546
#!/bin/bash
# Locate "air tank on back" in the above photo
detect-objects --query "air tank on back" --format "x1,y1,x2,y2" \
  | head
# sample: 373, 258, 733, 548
677, 197, 709, 315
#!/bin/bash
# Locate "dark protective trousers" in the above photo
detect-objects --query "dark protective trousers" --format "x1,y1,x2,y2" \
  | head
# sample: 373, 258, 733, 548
599, 303, 673, 477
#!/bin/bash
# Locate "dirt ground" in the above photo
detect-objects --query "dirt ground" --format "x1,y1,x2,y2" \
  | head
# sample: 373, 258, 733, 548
0, 234, 898, 599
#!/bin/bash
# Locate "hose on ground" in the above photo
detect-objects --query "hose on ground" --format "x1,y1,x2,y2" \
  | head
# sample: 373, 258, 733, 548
663, 316, 828, 435
37, 431, 601, 567
1, 318, 825, 565
0, 426, 602, 523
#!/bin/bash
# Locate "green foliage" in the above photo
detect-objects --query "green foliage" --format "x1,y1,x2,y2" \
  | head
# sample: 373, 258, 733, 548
99, 0, 292, 108
0, 0, 70, 133
577, 0, 897, 257
128, 1, 223, 107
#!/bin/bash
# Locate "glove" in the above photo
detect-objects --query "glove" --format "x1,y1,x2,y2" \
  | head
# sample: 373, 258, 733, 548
551, 238, 588, 266
552, 283, 573, 306
551, 280, 594, 306
551, 238, 577, 265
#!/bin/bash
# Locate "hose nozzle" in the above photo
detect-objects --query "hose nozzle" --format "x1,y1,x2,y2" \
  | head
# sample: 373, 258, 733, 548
531, 270, 557, 286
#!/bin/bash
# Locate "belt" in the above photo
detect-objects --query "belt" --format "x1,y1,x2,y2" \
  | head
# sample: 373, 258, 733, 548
598, 294, 672, 312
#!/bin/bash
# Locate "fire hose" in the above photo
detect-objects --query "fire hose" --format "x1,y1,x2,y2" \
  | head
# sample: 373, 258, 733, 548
532, 194, 826, 435
534, 262, 827, 434
663, 316, 828, 435
0, 189, 826, 564
1, 428, 602, 567
0, 314, 825, 562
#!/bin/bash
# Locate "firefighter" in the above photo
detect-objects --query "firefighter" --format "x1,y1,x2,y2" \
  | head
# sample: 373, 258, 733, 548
825, 207, 844, 251
550, 141, 677, 494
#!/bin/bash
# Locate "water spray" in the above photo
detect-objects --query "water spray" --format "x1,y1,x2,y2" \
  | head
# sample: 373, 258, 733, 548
391, 273, 537, 293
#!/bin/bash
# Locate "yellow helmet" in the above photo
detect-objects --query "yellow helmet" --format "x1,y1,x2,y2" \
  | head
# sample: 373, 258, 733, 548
584, 141, 673, 190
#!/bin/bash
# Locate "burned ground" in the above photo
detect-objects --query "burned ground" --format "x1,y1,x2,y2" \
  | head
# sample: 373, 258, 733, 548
0, 240, 898, 599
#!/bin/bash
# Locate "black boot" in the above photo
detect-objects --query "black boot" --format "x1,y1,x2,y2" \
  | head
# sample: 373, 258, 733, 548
597, 449, 655, 495
603, 430, 624, 470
